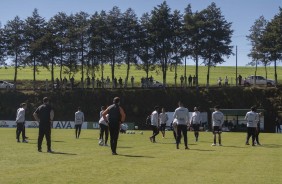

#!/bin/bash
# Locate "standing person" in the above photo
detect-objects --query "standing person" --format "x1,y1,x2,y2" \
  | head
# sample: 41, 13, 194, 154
211, 105, 224, 146
102, 97, 126, 155
224, 76, 229, 86
255, 112, 262, 145
188, 75, 192, 87
159, 108, 168, 138
99, 106, 106, 142
238, 74, 242, 86
245, 106, 259, 146
16, 103, 28, 143
98, 114, 109, 146
190, 107, 201, 142
149, 106, 160, 143
173, 101, 189, 149
275, 117, 281, 133
74, 107, 84, 139
33, 97, 54, 153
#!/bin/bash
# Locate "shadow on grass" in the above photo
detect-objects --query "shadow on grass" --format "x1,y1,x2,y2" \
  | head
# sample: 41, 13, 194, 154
261, 144, 282, 148
118, 154, 154, 158
53, 140, 65, 143
189, 149, 215, 152
118, 146, 133, 149
222, 145, 249, 148
46, 151, 77, 155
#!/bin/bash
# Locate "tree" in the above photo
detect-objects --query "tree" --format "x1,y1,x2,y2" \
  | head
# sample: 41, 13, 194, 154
74, 11, 90, 89
200, 3, 233, 87
0, 23, 6, 67
137, 13, 156, 81
263, 7, 282, 85
170, 10, 183, 87
183, 4, 205, 87
120, 8, 139, 88
105, 6, 123, 88
247, 16, 269, 85
3, 16, 25, 88
49, 12, 69, 81
150, 1, 175, 86
24, 9, 46, 90
88, 11, 108, 87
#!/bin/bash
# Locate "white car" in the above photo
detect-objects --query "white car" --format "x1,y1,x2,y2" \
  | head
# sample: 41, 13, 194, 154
151, 80, 164, 88
244, 75, 275, 87
0, 81, 14, 89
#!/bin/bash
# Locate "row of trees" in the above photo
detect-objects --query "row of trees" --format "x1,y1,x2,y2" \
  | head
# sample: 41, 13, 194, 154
3, 1, 272, 90
247, 7, 282, 85
0, 1, 234, 89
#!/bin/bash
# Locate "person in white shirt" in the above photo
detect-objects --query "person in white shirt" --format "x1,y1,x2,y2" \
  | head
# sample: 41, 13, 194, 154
245, 106, 259, 146
74, 107, 84, 139
211, 105, 224, 146
159, 108, 168, 138
190, 107, 201, 142
98, 114, 109, 146
16, 103, 28, 143
173, 101, 189, 149
149, 106, 160, 143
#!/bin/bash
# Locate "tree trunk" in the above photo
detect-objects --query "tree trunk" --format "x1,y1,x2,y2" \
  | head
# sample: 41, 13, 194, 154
14, 53, 18, 89
184, 57, 187, 88
125, 57, 130, 88
33, 57, 36, 90
274, 60, 277, 86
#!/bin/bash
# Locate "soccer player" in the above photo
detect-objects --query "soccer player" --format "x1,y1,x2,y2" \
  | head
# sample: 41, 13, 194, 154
211, 105, 224, 146
102, 97, 126, 155
33, 97, 54, 153
98, 114, 109, 146
16, 103, 28, 143
245, 106, 259, 146
74, 107, 84, 139
255, 112, 262, 145
190, 107, 201, 142
149, 106, 160, 143
159, 108, 168, 138
173, 101, 189, 149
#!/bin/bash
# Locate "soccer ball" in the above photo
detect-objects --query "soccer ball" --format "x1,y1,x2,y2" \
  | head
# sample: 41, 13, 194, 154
140, 131, 143, 135
98, 139, 104, 146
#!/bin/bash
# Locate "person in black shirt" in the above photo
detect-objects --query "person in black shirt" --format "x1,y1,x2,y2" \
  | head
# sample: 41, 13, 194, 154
33, 97, 54, 153
102, 97, 126, 155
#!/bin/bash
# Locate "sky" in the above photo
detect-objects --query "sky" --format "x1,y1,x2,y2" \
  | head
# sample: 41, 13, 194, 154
0, 0, 281, 66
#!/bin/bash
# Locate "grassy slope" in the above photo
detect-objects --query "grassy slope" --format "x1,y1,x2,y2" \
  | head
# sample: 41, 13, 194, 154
0, 65, 281, 86
0, 128, 281, 184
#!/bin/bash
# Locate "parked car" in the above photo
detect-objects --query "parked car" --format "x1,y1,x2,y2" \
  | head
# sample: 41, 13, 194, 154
151, 80, 164, 88
244, 75, 275, 87
0, 81, 14, 89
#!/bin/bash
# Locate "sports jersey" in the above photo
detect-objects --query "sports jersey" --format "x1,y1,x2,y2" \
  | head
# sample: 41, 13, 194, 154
159, 113, 168, 125
245, 111, 259, 127
99, 114, 109, 126
190, 111, 201, 124
173, 107, 189, 125
151, 110, 159, 126
212, 111, 224, 126
75, 111, 84, 125
16, 107, 25, 123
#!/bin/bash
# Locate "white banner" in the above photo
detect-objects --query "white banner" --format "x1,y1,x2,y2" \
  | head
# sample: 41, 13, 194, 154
0, 120, 88, 129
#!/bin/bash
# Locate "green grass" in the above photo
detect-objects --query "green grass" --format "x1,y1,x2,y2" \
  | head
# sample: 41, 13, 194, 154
1, 128, 282, 184
0, 65, 281, 87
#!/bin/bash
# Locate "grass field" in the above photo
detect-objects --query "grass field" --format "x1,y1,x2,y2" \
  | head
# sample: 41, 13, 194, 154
1, 128, 281, 184
0, 65, 281, 87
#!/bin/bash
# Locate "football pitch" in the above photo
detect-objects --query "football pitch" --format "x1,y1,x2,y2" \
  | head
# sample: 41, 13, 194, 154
0, 129, 281, 184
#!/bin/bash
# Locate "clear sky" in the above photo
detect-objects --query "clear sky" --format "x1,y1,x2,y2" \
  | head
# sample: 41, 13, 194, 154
0, 0, 281, 66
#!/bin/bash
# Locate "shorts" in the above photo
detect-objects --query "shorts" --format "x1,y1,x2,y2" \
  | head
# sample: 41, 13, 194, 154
192, 124, 200, 131
160, 124, 166, 131
213, 126, 222, 134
